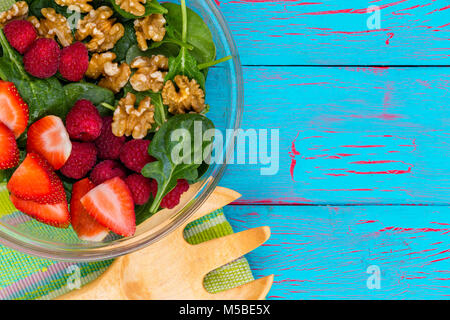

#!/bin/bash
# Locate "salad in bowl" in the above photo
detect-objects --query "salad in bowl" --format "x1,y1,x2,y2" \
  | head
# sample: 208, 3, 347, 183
0, 0, 233, 246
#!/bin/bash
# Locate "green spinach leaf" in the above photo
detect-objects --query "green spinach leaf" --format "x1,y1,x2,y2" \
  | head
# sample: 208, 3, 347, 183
142, 114, 214, 214
29, 0, 67, 17
64, 82, 116, 117
162, 2, 216, 66
109, 0, 167, 19
165, 47, 205, 90
112, 20, 137, 62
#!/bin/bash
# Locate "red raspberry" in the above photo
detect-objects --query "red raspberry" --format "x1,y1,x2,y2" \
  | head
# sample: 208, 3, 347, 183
23, 38, 60, 79
60, 142, 97, 179
125, 174, 152, 205
95, 117, 126, 160
4, 20, 37, 54
150, 179, 189, 209
90, 160, 127, 186
59, 42, 89, 82
66, 100, 102, 142
120, 139, 155, 173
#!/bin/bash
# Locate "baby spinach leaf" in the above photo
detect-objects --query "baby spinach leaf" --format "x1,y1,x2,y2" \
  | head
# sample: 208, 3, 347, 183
109, 0, 167, 19
0, 30, 68, 123
134, 199, 154, 225
63, 82, 116, 117
162, 2, 216, 66
112, 20, 137, 62
142, 113, 214, 214
29, 0, 67, 18
147, 24, 193, 51
165, 47, 205, 90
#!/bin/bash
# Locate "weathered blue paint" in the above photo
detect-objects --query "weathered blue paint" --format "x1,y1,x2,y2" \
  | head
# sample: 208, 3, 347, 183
212, 0, 450, 300
224, 205, 450, 299
219, 0, 450, 65
218, 66, 449, 205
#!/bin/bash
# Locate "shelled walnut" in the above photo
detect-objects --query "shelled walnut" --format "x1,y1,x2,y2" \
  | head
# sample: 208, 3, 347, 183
28, 8, 74, 47
162, 75, 206, 114
0, 1, 28, 27
98, 62, 131, 93
75, 6, 124, 52
134, 14, 166, 51
86, 51, 130, 93
54, 0, 93, 13
115, 0, 146, 17
86, 52, 117, 79
112, 93, 155, 139
130, 55, 168, 92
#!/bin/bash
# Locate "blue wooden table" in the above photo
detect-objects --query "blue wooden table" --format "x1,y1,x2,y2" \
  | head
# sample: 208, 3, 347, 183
216, 0, 449, 299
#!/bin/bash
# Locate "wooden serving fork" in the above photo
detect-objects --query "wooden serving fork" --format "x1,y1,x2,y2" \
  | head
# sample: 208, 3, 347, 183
59, 187, 273, 300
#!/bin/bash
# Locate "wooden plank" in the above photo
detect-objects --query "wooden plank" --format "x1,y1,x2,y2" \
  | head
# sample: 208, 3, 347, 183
218, 0, 450, 65
209, 66, 450, 204
223, 205, 450, 300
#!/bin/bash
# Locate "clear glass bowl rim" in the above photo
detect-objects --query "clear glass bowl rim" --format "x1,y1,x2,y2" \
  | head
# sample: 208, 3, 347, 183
0, 0, 243, 262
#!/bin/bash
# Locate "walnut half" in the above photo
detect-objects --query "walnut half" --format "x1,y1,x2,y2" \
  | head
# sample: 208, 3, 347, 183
86, 52, 117, 79
99, 61, 132, 94
112, 93, 155, 139
85, 52, 131, 93
28, 8, 74, 47
115, 0, 147, 17
134, 14, 166, 51
130, 55, 168, 93
0, 1, 28, 28
75, 6, 124, 52
162, 75, 206, 114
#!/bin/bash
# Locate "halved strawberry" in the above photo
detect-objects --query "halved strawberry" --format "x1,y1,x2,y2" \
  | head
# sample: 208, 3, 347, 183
71, 178, 109, 241
0, 81, 29, 138
7, 153, 66, 204
27, 115, 72, 170
0, 122, 20, 169
10, 194, 70, 228
80, 177, 136, 237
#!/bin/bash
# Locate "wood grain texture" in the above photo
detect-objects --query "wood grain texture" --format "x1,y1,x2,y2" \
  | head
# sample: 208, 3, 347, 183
219, 0, 450, 65
224, 205, 450, 299
216, 66, 450, 205
59, 187, 273, 300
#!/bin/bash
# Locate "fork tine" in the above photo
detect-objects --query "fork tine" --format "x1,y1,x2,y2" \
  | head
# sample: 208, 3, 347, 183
191, 226, 271, 274
208, 275, 274, 300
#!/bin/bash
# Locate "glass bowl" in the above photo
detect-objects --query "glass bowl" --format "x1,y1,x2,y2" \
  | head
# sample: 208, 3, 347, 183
0, 0, 243, 262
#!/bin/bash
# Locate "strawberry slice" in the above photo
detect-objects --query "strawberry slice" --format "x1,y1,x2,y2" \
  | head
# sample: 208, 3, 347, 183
7, 153, 66, 204
0, 121, 19, 169
27, 115, 72, 170
71, 178, 109, 242
0, 81, 29, 138
81, 177, 136, 237
10, 194, 70, 228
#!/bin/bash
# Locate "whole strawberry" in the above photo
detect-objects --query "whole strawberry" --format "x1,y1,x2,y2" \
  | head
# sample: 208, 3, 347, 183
59, 42, 89, 82
4, 20, 37, 54
23, 38, 60, 79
